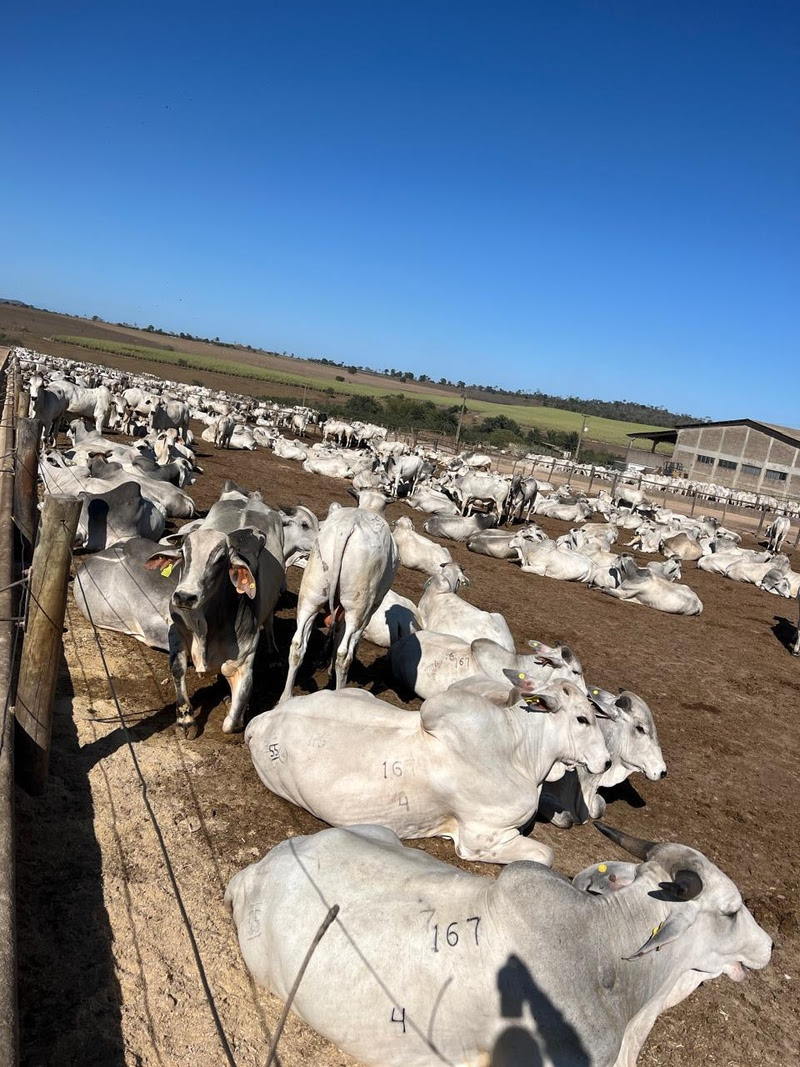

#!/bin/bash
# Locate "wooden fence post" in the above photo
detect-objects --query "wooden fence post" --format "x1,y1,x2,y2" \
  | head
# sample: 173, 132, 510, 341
587, 465, 595, 494
14, 494, 81, 796
16, 390, 29, 421
690, 491, 697, 517
14, 418, 41, 553
0, 350, 20, 1066
755, 509, 768, 537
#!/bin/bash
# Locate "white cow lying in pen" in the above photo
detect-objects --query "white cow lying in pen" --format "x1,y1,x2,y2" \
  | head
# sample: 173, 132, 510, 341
539, 686, 667, 827
605, 556, 703, 615
389, 632, 586, 699
417, 561, 515, 650
226, 821, 771, 1067
247, 675, 610, 866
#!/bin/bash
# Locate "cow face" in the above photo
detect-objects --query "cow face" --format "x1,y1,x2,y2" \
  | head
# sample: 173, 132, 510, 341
504, 674, 610, 775
149, 527, 265, 612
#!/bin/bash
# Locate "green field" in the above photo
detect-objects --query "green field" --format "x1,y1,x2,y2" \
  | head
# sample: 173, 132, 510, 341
52, 334, 663, 448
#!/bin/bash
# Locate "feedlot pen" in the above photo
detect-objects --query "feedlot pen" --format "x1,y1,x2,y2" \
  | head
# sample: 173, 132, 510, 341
16, 438, 800, 1067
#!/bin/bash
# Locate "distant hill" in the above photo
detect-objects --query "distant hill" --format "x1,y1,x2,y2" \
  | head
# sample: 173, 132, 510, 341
0, 299, 32, 308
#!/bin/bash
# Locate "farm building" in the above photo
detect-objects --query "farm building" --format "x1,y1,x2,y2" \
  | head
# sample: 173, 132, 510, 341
627, 418, 800, 495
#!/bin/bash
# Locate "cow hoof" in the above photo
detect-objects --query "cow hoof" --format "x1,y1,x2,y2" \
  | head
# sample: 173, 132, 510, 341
222, 714, 244, 734
176, 720, 200, 740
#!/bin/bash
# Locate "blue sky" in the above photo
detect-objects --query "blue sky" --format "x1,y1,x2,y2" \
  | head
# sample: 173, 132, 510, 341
2, 2, 797, 423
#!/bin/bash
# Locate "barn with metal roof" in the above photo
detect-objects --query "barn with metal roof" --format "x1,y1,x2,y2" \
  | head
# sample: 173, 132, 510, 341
627, 419, 800, 496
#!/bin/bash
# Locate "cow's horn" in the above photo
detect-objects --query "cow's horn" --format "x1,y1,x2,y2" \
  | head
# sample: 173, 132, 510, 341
594, 821, 655, 861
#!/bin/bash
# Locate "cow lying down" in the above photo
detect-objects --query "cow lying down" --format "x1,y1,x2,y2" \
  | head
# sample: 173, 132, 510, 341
539, 686, 667, 828
604, 555, 703, 615
226, 821, 771, 1067
247, 675, 610, 866
389, 632, 585, 699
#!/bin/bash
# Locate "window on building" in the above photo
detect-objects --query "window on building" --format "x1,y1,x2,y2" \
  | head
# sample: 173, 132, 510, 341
717, 459, 737, 470
741, 464, 761, 476
696, 454, 714, 465
764, 469, 788, 482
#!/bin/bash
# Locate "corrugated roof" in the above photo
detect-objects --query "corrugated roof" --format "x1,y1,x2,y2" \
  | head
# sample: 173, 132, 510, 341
628, 419, 800, 449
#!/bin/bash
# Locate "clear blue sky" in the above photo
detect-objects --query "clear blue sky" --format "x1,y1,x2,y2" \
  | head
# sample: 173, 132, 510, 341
3, 1, 797, 423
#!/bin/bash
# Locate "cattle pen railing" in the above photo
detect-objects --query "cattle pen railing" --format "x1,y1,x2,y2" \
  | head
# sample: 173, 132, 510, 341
396, 430, 800, 546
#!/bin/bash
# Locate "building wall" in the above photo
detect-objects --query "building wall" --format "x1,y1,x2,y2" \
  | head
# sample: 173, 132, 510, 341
672, 424, 800, 494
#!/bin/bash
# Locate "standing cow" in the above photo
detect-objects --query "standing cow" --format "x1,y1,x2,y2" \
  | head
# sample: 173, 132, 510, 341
145, 487, 285, 735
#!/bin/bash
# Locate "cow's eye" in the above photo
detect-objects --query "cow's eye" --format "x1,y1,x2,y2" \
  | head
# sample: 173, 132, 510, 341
635, 723, 646, 735
577, 715, 589, 725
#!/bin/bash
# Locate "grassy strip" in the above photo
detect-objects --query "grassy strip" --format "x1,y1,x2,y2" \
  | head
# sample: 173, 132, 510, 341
51, 334, 663, 447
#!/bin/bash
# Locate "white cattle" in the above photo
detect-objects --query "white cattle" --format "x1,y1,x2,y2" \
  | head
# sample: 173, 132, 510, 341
404, 487, 460, 516
279, 507, 398, 699
302, 453, 354, 479
533, 496, 593, 523
467, 525, 546, 558
511, 533, 597, 583
391, 516, 452, 574
417, 562, 515, 651
49, 380, 113, 434
540, 687, 666, 827
422, 512, 497, 541
386, 453, 426, 496
390, 632, 586, 699
605, 556, 703, 615
362, 589, 422, 648
449, 472, 510, 521
226, 823, 771, 1067
272, 435, 308, 461
766, 515, 791, 553
247, 677, 610, 866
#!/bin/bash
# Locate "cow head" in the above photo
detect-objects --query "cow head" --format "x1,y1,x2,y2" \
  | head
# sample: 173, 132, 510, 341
587, 688, 667, 782
503, 674, 611, 775
594, 823, 772, 980
146, 527, 266, 609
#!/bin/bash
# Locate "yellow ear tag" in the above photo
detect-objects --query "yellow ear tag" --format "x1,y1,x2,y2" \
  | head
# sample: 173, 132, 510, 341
249, 581, 256, 590
597, 863, 607, 873
592, 689, 600, 695
652, 920, 665, 937
161, 563, 174, 578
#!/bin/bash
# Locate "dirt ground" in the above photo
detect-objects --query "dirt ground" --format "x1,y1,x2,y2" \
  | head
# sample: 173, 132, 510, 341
14, 432, 800, 1067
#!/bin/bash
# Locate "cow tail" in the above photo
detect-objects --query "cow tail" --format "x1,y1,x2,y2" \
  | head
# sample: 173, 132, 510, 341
327, 521, 354, 626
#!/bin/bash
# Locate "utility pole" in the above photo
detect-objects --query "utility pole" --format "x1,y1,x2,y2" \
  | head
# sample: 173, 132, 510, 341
454, 392, 467, 453
574, 414, 588, 463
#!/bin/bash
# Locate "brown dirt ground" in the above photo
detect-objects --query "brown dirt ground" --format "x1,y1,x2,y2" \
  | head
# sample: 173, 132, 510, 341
14, 429, 800, 1067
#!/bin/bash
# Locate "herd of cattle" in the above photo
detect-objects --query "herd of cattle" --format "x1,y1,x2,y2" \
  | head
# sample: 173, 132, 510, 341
15, 347, 785, 1066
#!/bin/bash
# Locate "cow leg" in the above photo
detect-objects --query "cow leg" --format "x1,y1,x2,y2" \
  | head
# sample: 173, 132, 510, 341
792, 596, 800, 657
221, 655, 255, 733
453, 825, 555, 867
278, 601, 318, 703
169, 643, 195, 736
333, 615, 363, 690
262, 612, 280, 661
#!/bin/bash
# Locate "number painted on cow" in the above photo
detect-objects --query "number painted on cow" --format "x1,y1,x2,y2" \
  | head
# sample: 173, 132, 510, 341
398, 791, 409, 809
383, 760, 403, 778
268, 742, 287, 763
390, 1007, 406, 1033
433, 916, 481, 952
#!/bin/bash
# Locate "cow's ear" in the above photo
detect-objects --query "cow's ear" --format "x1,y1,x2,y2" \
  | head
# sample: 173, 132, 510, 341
229, 559, 257, 599
587, 687, 621, 720
501, 670, 558, 711
144, 547, 180, 572
625, 906, 698, 959
526, 639, 563, 667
